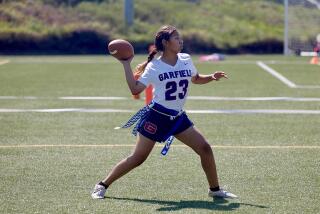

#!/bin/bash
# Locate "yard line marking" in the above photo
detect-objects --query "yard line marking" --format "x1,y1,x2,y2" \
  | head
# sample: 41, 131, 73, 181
257, 61, 297, 88
1, 96, 320, 102
0, 108, 133, 113
0, 96, 38, 100
10, 58, 116, 64
196, 60, 312, 65
187, 109, 320, 114
0, 59, 10, 65
296, 85, 320, 89
6, 58, 311, 65
59, 96, 128, 100
0, 108, 320, 114
188, 96, 320, 102
0, 144, 319, 149
0, 96, 17, 99
257, 61, 320, 89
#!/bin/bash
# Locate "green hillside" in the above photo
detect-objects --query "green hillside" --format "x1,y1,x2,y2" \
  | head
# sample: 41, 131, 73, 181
0, 0, 285, 54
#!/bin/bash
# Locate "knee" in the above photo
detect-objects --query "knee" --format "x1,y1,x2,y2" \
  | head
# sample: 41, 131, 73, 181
198, 142, 213, 157
127, 154, 147, 167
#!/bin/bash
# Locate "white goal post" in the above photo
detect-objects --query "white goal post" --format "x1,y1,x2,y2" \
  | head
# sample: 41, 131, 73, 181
284, 0, 320, 55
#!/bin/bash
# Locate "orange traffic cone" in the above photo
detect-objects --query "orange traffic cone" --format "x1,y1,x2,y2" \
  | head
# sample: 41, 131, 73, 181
132, 73, 141, 100
145, 85, 153, 105
310, 56, 319, 65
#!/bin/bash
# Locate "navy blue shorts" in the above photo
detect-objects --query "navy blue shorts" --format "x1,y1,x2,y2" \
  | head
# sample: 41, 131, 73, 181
137, 103, 193, 142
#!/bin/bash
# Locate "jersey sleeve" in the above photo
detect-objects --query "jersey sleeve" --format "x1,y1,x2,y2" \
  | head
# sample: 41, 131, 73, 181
189, 57, 198, 76
138, 63, 154, 86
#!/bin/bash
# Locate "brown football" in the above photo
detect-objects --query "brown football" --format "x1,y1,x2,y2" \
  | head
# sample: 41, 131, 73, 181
107, 39, 134, 60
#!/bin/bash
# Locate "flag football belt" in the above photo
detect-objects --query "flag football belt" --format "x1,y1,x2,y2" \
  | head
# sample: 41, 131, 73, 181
114, 101, 184, 155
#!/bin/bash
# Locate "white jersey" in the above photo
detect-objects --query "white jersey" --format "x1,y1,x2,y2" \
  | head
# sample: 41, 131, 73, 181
138, 53, 198, 111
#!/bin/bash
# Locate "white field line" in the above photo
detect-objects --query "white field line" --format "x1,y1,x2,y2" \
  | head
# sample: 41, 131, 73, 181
188, 96, 320, 102
3, 58, 314, 65
295, 85, 320, 89
257, 61, 297, 88
9, 58, 115, 64
0, 108, 133, 113
1, 96, 320, 102
0, 108, 320, 114
186, 109, 320, 114
0, 59, 10, 65
195, 60, 312, 65
0, 96, 38, 100
59, 96, 128, 100
0, 96, 127, 100
257, 61, 320, 89
4, 58, 311, 65
0, 144, 319, 149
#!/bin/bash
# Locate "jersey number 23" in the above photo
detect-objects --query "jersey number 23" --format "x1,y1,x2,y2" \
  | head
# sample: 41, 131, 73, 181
165, 79, 189, 101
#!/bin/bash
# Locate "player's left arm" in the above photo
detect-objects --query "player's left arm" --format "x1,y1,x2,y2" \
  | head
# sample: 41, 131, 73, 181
191, 71, 228, 84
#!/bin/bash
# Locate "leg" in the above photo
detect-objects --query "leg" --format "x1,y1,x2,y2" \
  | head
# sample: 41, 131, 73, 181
175, 126, 219, 188
102, 133, 155, 186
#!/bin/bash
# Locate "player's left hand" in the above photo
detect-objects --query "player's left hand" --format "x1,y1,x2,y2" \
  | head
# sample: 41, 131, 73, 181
212, 71, 228, 81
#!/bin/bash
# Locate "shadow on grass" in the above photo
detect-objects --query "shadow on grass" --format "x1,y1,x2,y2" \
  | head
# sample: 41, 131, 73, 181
106, 196, 269, 211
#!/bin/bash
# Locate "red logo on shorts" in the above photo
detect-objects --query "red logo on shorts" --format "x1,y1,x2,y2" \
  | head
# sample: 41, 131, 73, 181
144, 122, 157, 134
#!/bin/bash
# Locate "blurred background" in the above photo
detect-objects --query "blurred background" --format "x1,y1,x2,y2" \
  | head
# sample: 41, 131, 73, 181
0, 0, 319, 55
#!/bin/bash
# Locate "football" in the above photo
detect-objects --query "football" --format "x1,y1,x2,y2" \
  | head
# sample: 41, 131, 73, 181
108, 39, 134, 60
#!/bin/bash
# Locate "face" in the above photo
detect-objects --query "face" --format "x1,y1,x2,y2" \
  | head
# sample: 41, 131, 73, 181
163, 31, 183, 53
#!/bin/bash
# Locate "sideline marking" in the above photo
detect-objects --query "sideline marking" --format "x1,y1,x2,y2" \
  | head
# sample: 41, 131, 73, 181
257, 61, 320, 89
1, 96, 320, 102
0, 59, 10, 65
0, 108, 320, 114
0, 144, 319, 149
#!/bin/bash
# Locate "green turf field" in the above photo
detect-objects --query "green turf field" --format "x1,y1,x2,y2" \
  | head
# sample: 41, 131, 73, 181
0, 55, 319, 213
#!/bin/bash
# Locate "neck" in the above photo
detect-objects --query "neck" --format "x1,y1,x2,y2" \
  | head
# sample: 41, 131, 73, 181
161, 51, 178, 66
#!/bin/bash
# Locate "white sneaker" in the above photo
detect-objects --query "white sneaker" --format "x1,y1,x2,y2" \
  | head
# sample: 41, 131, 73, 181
208, 189, 238, 199
91, 184, 106, 199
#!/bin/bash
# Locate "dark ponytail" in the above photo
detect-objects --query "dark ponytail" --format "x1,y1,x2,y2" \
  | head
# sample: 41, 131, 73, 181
134, 48, 157, 77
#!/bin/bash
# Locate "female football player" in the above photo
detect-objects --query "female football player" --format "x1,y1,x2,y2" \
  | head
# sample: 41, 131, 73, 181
92, 25, 237, 199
